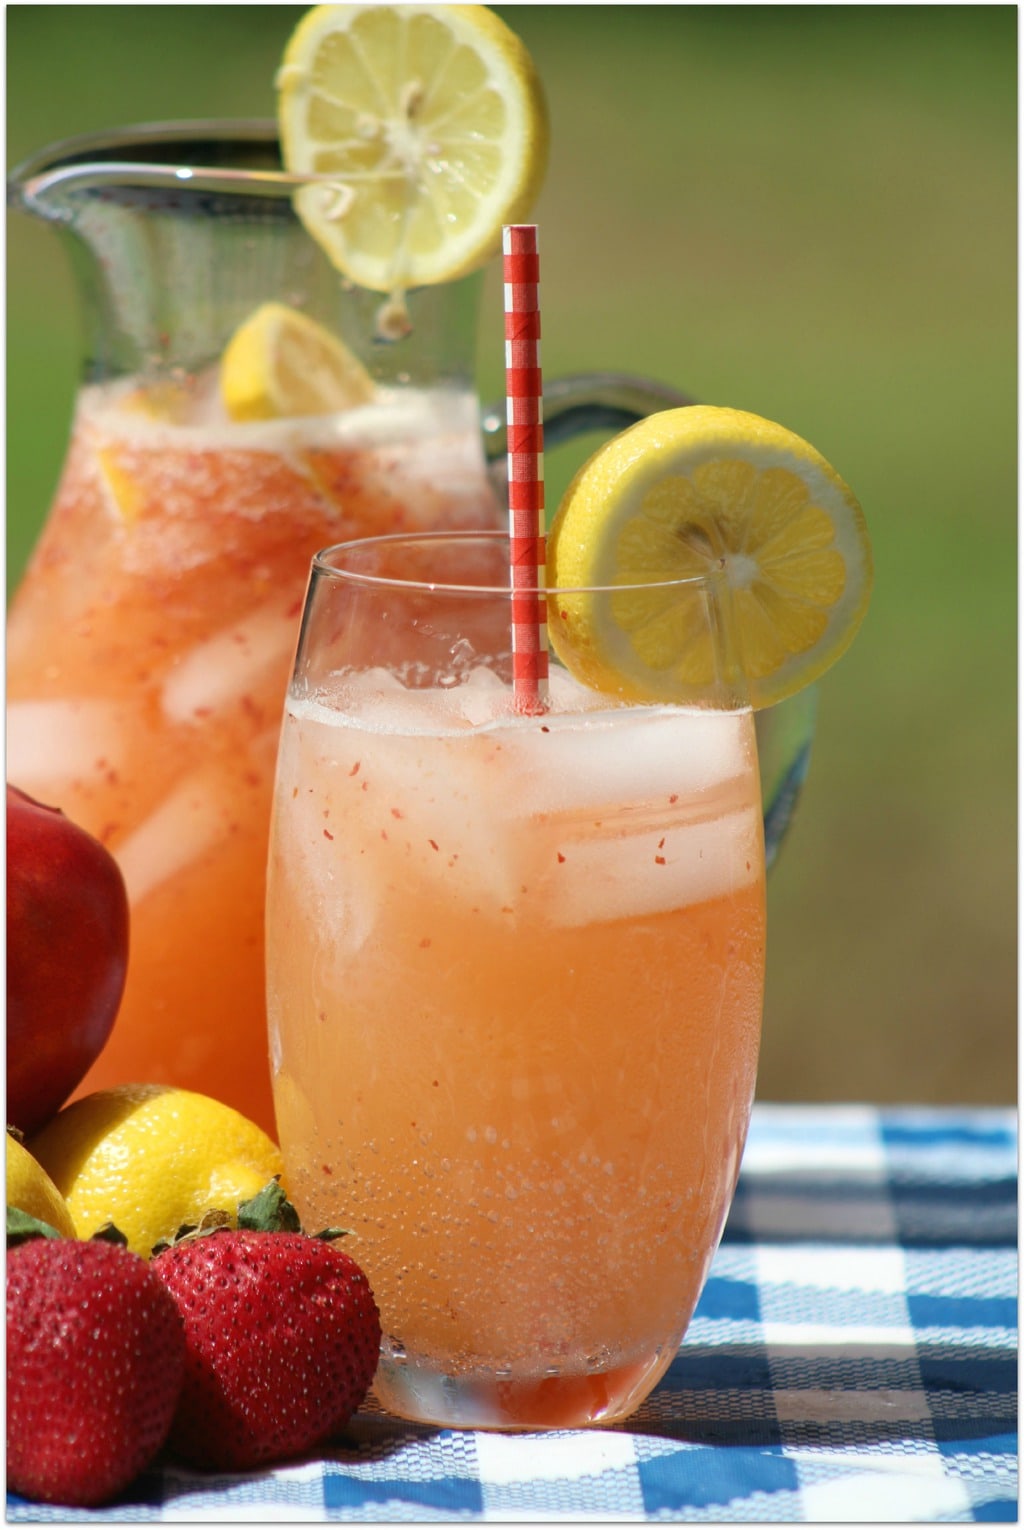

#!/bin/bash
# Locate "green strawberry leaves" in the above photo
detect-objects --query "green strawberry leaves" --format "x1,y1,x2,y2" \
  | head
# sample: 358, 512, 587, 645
6, 1207, 128, 1249
149, 1178, 351, 1256
237, 1178, 302, 1233
7, 1206, 65, 1245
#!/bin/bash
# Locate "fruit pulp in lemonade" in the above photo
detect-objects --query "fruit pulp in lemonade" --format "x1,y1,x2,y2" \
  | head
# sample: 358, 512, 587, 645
268, 666, 766, 1428
6, 377, 498, 1133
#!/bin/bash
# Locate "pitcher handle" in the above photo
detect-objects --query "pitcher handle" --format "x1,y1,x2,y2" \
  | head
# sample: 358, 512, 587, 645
481, 371, 694, 481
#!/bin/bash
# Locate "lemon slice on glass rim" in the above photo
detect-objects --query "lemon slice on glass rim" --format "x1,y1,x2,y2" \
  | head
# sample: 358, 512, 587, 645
546, 406, 872, 710
276, 3, 549, 296
219, 301, 376, 421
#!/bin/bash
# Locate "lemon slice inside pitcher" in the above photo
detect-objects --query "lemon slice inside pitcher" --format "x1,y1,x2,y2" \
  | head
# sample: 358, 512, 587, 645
276, 3, 549, 293
220, 302, 376, 421
546, 405, 872, 709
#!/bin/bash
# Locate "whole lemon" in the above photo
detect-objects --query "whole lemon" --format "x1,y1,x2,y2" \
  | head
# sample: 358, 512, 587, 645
29, 1085, 285, 1256
6, 1133, 77, 1238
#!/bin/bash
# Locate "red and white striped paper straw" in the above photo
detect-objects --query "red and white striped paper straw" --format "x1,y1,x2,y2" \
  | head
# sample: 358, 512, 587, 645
503, 223, 549, 714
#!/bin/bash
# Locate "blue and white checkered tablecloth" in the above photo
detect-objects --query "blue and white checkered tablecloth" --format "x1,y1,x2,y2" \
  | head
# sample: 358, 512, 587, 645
8, 1105, 1017, 1523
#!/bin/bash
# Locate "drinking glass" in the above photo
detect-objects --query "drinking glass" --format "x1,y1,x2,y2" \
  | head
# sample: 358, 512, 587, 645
266, 529, 766, 1429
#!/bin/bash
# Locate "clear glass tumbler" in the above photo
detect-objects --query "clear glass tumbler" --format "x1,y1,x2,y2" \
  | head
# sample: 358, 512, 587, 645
266, 529, 766, 1429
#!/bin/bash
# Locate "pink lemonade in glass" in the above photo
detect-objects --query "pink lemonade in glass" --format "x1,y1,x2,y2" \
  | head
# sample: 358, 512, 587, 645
266, 532, 766, 1428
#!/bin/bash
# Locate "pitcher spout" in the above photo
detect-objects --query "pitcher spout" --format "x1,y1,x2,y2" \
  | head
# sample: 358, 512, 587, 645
6, 119, 485, 386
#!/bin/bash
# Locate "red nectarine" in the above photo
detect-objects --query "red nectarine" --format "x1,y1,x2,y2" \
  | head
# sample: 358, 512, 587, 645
7, 785, 129, 1134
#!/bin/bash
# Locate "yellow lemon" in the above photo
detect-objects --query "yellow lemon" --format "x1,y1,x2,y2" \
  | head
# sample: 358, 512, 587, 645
29, 1085, 285, 1257
276, 3, 549, 292
96, 382, 199, 522
6, 1134, 77, 1238
220, 301, 376, 421
95, 447, 146, 524
546, 405, 872, 709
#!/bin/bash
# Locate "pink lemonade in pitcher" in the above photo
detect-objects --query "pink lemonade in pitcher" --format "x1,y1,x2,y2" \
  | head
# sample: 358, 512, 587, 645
6, 373, 498, 1132
6, 75, 690, 1136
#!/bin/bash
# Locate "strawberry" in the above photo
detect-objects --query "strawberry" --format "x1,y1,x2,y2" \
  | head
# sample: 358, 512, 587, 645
6, 1232, 186, 1507
151, 1209, 381, 1472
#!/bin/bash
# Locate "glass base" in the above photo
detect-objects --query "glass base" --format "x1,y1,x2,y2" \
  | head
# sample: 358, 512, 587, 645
372, 1348, 671, 1430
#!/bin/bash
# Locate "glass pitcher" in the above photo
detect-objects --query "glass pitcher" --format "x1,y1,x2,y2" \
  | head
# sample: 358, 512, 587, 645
7, 121, 813, 1136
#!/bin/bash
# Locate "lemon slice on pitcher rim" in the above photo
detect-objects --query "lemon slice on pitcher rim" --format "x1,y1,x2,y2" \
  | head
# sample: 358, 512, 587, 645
220, 301, 376, 421
276, 3, 549, 293
546, 406, 872, 710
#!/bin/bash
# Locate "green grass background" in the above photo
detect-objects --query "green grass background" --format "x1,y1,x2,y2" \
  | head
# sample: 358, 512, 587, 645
6, 5, 1016, 1103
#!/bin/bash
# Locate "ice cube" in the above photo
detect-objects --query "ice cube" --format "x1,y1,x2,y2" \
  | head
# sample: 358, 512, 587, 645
162, 603, 300, 724
497, 703, 749, 823
291, 682, 521, 910
542, 805, 762, 929
308, 668, 451, 736
6, 699, 124, 791
114, 770, 229, 905
282, 674, 756, 925
311, 665, 507, 739
447, 666, 511, 728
